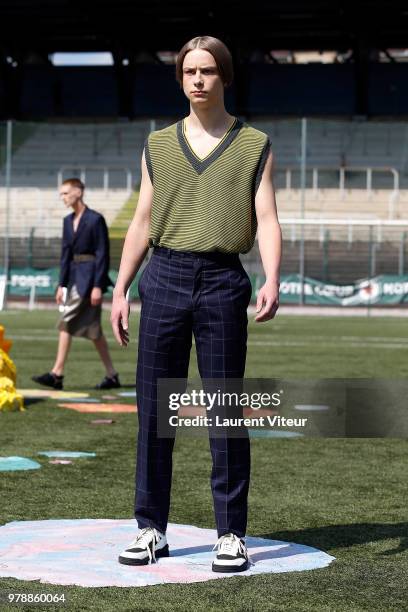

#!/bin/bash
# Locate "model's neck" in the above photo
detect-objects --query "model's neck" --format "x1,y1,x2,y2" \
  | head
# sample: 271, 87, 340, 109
187, 105, 233, 132
72, 200, 86, 217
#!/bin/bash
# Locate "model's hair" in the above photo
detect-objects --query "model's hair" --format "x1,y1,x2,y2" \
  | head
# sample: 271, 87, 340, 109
175, 36, 234, 88
61, 177, 85, 192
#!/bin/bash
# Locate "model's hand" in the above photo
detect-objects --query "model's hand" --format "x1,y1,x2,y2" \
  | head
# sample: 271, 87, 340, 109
111, 293, 130, 346
90, 287, 103, 306
255, 279, 279, 322
56, 286, 65, 305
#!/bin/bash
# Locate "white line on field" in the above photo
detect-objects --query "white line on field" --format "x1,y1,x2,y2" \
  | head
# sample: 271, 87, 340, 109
247, 340, 408, 349
7, 335, 408, 350
248, 335, 408, 343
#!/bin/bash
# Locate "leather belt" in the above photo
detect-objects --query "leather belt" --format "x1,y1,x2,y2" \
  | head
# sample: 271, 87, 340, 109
73, 254, 96, 263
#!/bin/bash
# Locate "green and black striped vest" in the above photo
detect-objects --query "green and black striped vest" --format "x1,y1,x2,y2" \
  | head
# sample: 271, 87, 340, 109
144, 118, 270, 254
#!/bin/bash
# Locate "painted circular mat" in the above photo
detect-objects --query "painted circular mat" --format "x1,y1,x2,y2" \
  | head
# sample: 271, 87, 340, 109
0, 519, 335, 587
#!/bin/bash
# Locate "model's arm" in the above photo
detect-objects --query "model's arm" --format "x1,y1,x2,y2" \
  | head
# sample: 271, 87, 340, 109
110, 151, 153, 346
57, 217, 71, 305
90, 215, 110, 306
254, 149, 282, 322
93, 215, 110, 288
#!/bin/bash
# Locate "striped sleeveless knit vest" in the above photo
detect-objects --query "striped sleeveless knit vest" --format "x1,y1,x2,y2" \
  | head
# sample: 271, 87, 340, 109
144, 118, 270, 254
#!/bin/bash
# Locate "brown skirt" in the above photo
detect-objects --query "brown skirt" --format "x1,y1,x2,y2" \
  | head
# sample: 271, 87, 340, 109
57, 284, 102, 340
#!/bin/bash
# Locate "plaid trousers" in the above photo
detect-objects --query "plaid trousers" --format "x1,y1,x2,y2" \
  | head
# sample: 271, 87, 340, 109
134, 246, 252, 538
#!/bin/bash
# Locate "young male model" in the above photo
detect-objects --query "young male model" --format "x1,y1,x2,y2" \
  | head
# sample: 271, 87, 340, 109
33, 178, 120, 390
111, 36, 281, 572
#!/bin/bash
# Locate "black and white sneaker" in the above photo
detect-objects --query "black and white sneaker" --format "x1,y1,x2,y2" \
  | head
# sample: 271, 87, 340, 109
212, 533, 250, 573
118, 527, 169, 565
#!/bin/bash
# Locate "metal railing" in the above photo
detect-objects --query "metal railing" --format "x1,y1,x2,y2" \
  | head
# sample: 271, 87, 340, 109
276, 219, 408, 294
280, 165, 401, 219
57, 165, 133, 193
283, 165, 399, 195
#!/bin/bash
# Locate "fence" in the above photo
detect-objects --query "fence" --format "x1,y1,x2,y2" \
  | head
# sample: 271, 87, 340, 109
3, 219, 408, 308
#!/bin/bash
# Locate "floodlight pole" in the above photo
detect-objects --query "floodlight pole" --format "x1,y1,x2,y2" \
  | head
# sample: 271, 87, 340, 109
3, 120, 12, 309
299, 118, 307, 305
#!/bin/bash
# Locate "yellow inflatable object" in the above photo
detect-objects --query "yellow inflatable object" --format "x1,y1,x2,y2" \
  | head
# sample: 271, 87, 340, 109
0, 347, 16, 384
0, 326, 24, 412
0, 326, 12, 353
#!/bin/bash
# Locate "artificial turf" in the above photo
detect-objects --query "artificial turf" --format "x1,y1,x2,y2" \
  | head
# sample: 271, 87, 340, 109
0, 309, 407, 611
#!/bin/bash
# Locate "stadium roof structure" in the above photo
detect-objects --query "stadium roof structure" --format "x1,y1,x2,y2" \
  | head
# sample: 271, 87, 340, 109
1, 1, 408, 118
1, 0, 408, 58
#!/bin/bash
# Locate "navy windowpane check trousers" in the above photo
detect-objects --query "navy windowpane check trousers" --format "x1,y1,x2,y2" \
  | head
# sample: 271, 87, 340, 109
134, 246, 252, 538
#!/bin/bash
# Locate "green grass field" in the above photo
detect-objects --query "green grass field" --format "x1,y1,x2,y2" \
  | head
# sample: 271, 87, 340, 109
0, 310, 407, 611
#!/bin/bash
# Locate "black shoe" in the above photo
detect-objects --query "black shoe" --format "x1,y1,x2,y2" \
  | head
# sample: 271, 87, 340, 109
95, 373, 121, 390
32, 372, 64, 390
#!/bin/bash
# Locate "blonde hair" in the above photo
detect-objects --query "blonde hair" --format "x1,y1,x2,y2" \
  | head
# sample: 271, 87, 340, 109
61, 177, 85, 192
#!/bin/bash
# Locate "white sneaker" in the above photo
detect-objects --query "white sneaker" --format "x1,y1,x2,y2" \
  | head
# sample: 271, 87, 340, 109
118, 527, 169, 565
212, 533, 250, 573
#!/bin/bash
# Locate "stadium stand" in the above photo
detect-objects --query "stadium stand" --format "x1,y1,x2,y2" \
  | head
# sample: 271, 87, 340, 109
1, 117, 408, 283
1, 119, 407, 239
0, 122, 154, 236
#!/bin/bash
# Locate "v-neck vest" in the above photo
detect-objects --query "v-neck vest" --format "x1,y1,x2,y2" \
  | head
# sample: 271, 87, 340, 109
144, 119, 270, 254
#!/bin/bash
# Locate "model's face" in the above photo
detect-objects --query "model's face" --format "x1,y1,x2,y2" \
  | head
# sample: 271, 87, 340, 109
59, 184, 82, 208
182, 49, 224, 107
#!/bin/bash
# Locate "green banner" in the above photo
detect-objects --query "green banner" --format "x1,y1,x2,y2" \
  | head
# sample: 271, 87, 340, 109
0, 268, 59, 296
277, 274, 408, 306
0, 268, 142, 298
2, 268, 408, 306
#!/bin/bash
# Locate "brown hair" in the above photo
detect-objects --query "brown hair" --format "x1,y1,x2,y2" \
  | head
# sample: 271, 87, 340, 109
61, 177, 85, 192
175, 36, 234, 88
